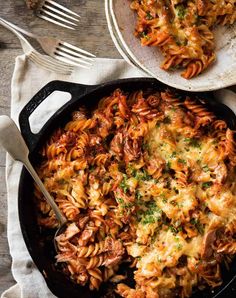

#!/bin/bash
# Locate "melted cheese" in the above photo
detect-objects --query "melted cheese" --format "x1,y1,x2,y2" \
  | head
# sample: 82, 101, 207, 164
136, 230, 202, 277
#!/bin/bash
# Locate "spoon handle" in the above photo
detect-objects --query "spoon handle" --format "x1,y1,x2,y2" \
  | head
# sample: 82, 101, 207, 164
0, 115, 67, 226
24, 159, 67, 226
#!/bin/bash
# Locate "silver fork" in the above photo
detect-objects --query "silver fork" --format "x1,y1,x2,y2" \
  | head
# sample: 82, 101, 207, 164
0, 17, 95, 69
0, 18, 73, 75
35, 0, 80, 30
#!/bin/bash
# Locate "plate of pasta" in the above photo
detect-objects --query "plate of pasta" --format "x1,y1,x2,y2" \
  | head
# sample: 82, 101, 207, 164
108, 0, 236, 91
18, 78, 236, 298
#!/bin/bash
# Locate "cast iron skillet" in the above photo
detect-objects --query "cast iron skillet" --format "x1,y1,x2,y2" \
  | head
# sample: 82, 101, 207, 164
18, 78, 236, 298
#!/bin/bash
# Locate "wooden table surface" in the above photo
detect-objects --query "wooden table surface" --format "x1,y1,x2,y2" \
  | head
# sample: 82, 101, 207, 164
1, 1, 236, 297
0, 0, 120, 294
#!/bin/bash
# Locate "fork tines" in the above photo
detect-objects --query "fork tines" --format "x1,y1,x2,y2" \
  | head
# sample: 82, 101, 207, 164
37, 0, 80, 30
54, 42, 96, 69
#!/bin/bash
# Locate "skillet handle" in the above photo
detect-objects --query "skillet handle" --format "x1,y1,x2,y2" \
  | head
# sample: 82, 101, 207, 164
19, 80, 98, 152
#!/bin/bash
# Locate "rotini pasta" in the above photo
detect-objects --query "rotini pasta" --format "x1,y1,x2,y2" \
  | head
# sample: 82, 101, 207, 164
129, 0, 236, 79
34, 88, 236, 297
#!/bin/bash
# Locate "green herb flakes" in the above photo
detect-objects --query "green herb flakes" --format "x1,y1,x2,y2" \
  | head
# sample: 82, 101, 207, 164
202, 181, 213, 189
120, 175, 129, 193
146, 11, 153, 20
184, 138, 201, 149
178, 158, 186, 165
190, 218, 204, 235
202, 165, 209, 172
175, 4, 186, 19
139, 201, 162, 225
116, 197, 124, 204
176, 243, 183, 251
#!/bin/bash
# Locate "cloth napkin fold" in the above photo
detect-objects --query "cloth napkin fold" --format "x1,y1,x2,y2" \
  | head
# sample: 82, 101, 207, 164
1, 54, 145, 298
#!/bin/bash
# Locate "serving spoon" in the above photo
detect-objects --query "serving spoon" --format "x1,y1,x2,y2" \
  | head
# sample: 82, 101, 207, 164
0, 115, 67, 251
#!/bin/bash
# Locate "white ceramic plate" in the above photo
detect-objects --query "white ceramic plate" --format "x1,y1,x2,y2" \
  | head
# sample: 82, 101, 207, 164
105, 0, 150, 75
109, 0, 236, 91
105, 0, 138, 68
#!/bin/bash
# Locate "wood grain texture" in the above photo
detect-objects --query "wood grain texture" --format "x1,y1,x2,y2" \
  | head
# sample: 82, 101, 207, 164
0, 1, 236, 297
0, 0, 120, 295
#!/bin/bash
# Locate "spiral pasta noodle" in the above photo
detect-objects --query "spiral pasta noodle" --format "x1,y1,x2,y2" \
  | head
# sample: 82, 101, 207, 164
34, 88, 236, 297
129, 0, 236, 78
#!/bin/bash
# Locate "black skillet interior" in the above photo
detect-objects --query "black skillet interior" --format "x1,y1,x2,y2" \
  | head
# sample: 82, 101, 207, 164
18, 78, 236, 298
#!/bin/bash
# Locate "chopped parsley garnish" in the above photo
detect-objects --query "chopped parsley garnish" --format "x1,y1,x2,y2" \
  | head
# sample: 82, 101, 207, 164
190, 218, 204, 235
176, 243, 183, 251
116, 197, 124, 204
175, 4, 186, 19
136, 191, 142, 200
129, 167, 151, 181
170, 151, 177, 158
142, 216, 156, 224
146, 11, 153, 20
162, 197, 168, 203
178, 158, 186, 165
165, 161, 171, 172
119, 200, 135, 213
127, 165, 136, 176
138, 201, 162, 225
173, 187, 179, 194
135, 169, 152, 181
116, 195, 134, 213
184, 138, 201, 149
120, 175, 129, 193
122, 202, 134, 209
202, 165, 209, 172
169, 225, 181, 235
160, 193, 167, 203
139, 31, 150, 39
136, 191, 144, 206
202, 181, 213, 189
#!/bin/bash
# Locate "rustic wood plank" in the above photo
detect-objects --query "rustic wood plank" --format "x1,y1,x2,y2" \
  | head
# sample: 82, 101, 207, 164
0, 254, 14, 294
0, 0, 120, 58
0, 0, 236, 297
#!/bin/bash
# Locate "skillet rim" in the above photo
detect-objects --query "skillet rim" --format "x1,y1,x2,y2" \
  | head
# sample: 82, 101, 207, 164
18, 77, 236, 298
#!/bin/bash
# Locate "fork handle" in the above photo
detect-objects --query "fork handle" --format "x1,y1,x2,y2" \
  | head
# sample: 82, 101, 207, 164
0, 17, 34, 53
0, 17, 37, 39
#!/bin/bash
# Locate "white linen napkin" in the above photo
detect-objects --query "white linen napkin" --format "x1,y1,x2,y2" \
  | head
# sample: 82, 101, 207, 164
2, 54, 236, 298
1, 55, 146, 298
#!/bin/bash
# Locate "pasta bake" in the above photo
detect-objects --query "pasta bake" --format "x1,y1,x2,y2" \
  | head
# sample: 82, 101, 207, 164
129, 0, 236, 79
34, 88, 236, 297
